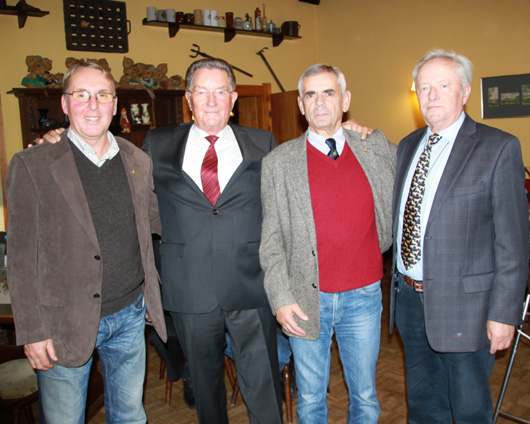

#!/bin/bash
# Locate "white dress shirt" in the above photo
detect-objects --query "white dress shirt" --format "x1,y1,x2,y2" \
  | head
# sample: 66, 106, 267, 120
397, 112, 466, 280
307, 127, 347, 156
67, 128, 119, 167
182, 124, 243, 192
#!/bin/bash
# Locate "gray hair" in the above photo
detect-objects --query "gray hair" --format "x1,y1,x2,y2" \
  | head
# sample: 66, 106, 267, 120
63, 62, 116, 93
185, 58, 236, 92
413, 49, 474, 93
298, 64, 347, 97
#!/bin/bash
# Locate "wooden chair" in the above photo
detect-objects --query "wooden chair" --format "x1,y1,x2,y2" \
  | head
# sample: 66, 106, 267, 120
0, 345, 38, 424
224, 355, 295, 423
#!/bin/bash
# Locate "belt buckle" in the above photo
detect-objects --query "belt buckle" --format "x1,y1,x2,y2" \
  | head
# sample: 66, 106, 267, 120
413, 280, 423, 293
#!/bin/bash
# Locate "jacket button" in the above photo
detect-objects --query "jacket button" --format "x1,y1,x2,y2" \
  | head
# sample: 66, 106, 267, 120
94, 255, 101, 260
312, 283, 317, 289
93, 293, 100, 298
213, 209, 219, 215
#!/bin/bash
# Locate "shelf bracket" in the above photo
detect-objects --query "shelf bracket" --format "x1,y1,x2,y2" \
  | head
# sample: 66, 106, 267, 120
224, 28, 236, 43
272, 33, 285, 47
167, 22, 180, 38
17, 11, 28, 28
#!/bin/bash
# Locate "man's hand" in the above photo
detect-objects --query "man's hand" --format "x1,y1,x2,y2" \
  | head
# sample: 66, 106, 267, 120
276, 303, 308, 337
24, 339, 58, 370
342, 118, 373, 140
487, 320, 515, 354
30, 127, 65, 146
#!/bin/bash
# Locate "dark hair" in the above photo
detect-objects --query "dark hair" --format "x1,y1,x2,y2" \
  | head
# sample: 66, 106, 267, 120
185, 58, 236, 92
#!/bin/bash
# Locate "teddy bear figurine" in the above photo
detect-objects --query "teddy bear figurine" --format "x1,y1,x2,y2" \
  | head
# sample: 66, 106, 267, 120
21, 55, 50, 88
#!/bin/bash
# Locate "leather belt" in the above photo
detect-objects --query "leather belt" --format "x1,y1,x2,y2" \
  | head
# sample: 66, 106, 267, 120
404, 275, 424, 293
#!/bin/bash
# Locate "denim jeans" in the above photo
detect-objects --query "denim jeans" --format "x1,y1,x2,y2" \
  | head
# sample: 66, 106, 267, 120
38, 293, 147, 424
289, 281, 382, 424
395, 274, 495, 424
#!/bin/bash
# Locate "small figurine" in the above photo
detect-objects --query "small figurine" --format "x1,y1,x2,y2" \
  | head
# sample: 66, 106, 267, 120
21, 55, 50, 88
130, 104, 142, 125
169, 74, 184, 89
119, 57, 142, 89
153, 63, 174, 90
136, 63, 158, 89
120, 108, 131, 133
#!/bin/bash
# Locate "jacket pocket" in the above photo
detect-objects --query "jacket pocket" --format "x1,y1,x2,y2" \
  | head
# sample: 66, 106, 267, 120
451, 182, 486, 197
462, 272, 493, 294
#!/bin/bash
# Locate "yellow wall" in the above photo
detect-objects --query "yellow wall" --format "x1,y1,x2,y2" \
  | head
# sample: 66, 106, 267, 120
1, 0, 529, 229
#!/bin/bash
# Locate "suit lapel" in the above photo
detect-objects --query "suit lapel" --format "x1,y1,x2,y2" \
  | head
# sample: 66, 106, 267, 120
427, 115, 478, 224
173, 124, 207, 199
216, 124, 258, 203
50, 134, 99, 249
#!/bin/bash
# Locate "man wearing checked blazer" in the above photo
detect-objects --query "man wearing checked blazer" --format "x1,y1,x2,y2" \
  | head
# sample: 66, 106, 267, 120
390, 49, 528, 423
260, 64, 397, 423
142, 58, 282, 424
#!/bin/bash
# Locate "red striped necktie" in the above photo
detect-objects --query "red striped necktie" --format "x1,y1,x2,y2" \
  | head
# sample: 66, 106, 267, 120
201, 135, 221, 205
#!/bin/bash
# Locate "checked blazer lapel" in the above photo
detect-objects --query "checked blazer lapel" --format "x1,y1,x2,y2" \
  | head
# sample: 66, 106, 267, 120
427, 115, 479, 226
285, 132, 319, 249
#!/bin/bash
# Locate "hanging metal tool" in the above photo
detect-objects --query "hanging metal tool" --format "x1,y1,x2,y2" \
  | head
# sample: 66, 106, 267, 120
189, 44, 253, 78
256, 47, 285, 92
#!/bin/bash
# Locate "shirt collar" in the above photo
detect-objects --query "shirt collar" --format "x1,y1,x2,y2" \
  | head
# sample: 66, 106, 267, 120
426, 112, 466, 144
307, 127, 346, 151
190, 123, 230, 140
67, 127, 119, 167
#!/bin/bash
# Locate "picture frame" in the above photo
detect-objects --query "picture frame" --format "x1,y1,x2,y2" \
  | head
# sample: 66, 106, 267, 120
481, 73, 530, 119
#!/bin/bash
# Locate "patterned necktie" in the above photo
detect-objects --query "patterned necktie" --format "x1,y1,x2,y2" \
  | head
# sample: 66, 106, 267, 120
201, 135, 221, 206
325, 138, 339, 160
401, 133, 442, 269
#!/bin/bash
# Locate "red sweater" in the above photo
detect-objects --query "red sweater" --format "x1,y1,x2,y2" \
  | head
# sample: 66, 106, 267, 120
307, 142, 382, 292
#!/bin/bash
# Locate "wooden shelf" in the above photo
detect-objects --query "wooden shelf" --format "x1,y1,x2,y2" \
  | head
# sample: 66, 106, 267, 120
0, 5, 49, 29
142, 19, 301, 47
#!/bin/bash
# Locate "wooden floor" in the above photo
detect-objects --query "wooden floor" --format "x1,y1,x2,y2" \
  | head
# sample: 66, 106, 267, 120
26, 254, 530, 423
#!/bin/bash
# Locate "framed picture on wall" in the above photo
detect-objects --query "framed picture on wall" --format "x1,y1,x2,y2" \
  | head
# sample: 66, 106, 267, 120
481, 73, 530, 119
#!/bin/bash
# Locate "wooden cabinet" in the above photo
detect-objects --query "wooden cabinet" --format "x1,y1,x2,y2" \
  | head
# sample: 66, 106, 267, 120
9, 88, 186, 149
271, 90, 305, 144
10, 84, 276, 149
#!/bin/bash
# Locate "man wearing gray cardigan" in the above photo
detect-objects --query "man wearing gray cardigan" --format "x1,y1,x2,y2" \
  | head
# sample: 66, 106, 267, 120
260, 64, 396, 424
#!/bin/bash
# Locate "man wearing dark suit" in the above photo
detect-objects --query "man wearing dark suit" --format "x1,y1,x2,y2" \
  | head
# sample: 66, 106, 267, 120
390, 49, 528, 423
7, 62, 166, 423
142, 58, 282, 424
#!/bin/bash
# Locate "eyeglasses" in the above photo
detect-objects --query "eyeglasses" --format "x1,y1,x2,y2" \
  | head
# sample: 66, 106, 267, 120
191, 89, 230, 99
64, 90, 116, 104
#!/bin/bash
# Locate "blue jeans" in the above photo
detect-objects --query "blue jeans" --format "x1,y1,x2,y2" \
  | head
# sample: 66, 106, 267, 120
38, 293, 147, 424
395, 274, 495, 424
289, 282, 382, 424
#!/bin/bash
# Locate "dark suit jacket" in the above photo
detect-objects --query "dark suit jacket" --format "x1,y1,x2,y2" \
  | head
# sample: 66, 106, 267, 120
6, 133, 167, 367
390, 114, 529, 352
142, 122, 276, 314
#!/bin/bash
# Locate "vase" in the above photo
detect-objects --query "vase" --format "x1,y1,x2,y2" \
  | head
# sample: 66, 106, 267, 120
141, 103, 151, 124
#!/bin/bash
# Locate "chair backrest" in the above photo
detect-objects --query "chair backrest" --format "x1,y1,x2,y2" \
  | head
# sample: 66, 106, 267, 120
0, 344, 26, 364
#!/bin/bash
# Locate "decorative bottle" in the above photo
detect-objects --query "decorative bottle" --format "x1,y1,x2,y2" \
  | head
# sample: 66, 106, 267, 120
254, 7, 262, 31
